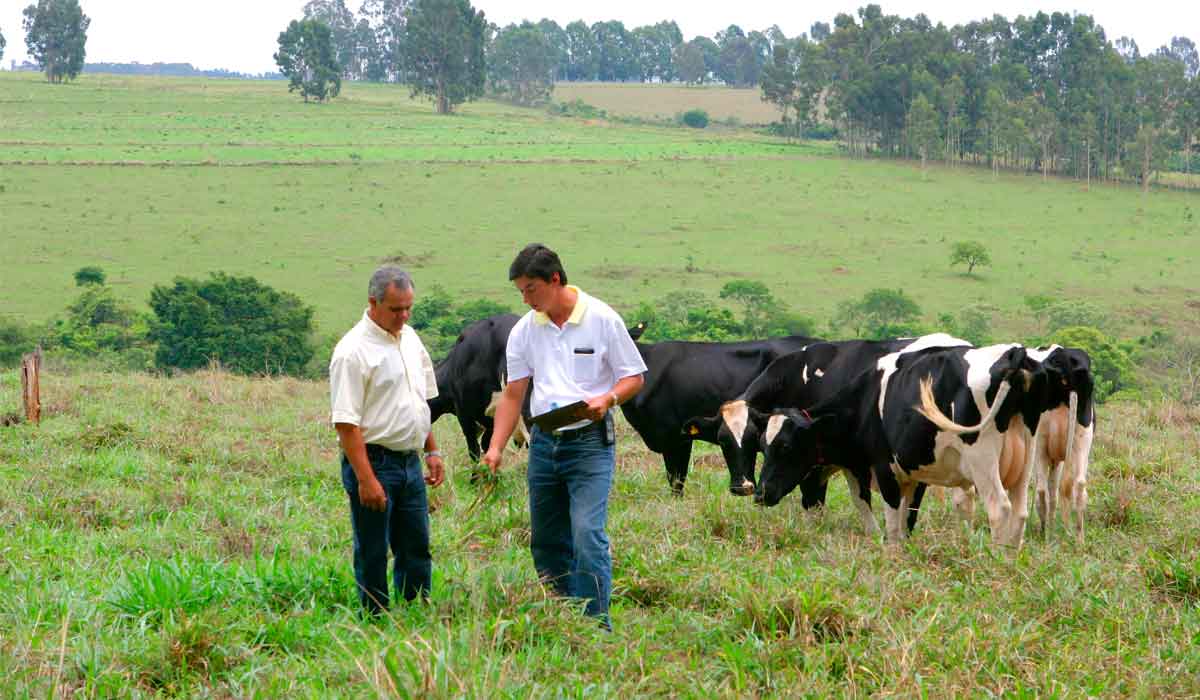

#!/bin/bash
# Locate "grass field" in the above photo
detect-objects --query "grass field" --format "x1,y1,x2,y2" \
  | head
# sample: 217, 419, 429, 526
552, 82, 781, 124
2, 71, 1200, 697
1, 364, 1198, 696
2, 72, 1197, 346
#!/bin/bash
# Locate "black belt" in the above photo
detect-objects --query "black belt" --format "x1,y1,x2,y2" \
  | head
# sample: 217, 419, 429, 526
364, 444, 417, 458
543, 420, 603, 441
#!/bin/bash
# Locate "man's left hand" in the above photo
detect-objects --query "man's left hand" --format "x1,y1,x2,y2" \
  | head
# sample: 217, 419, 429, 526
582, 394, 611, 422
424, 455, 445, 487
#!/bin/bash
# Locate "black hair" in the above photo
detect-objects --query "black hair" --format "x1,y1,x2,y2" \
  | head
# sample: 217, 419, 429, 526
508, 243, 567, 284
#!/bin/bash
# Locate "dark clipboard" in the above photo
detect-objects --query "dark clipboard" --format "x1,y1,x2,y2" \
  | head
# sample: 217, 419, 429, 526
531, 401, 590, 432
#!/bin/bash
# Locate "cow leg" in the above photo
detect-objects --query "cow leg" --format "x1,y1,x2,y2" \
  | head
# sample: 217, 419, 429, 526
964, 455, 1015, 547
1033, 427, 1053, 539
844, 469, 879, 536
799, 469, 830, 510
906, 483, 928, 534
883, 479, 918, 545
952, 487, 976, 525
1003, 431, 1035, 548
457, 414, 482, 463
663, 443, 693, 496
1065, 424, 1094, 544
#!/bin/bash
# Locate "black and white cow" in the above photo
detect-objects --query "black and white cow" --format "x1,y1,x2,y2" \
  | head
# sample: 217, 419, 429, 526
1022, 346, 1096, 540
758, 343, 1038, 546
683, 333, 971, 511
619, 335, 817, 495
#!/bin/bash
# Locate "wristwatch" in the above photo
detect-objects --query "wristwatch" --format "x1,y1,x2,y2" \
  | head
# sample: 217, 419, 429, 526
424, 450, 442, 460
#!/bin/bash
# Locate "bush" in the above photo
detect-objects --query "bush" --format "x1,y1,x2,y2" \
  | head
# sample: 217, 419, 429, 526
679, 109, 709, 129
0, 316, 35, 367
831, 288, 923, 340
148, 273, 315, 376
1050, 325, 1136, 402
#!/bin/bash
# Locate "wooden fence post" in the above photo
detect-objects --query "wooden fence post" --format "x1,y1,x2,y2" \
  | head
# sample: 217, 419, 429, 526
21, 346, 42, 425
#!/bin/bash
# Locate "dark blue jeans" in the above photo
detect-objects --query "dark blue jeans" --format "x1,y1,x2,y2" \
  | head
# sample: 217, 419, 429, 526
342, 446, 431, 614
527, 423, 615, 624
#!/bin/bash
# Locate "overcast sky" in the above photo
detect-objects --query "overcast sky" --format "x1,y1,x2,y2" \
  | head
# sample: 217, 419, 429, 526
1, 0, 1196, 75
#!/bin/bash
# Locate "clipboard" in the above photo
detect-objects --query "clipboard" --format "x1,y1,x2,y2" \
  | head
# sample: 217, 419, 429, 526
531, 401, 590, 432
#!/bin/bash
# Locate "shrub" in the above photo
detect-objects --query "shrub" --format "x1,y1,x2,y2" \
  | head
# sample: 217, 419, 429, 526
0, 316, 35, 367
148, 273, 315, 376
832, 288, 923, 340
680, 109, 709, 129
1050, 325, 1136, 402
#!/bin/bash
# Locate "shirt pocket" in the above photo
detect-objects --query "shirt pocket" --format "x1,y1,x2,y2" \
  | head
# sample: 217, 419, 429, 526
572, 346, 601, 384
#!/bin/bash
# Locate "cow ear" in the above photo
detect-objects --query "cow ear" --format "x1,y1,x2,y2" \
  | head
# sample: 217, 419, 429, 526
681, 415, 718, 440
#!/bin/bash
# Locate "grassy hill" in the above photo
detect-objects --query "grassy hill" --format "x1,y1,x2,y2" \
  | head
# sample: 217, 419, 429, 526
1, 366, 1198, 696
2, 72, 1197, 348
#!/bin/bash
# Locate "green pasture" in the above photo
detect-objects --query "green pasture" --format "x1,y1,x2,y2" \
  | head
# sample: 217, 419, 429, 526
1, 366, 1198, 696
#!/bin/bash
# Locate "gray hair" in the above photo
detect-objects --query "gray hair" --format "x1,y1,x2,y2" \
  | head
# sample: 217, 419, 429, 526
368, 265, 414, 300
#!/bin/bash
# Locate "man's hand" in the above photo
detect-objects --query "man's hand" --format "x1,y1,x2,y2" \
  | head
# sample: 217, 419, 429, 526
424, 455, 445, 487
482, 447, 503, 474
582, 393, 612, 422
358, 476, 387, 511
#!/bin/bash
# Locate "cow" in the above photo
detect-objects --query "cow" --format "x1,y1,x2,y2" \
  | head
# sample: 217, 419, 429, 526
427, 314, 521, 463
757, 343, 1038, 546
429, 315, 646, 463
618, 335, 817, 495
683, 333, 971, 508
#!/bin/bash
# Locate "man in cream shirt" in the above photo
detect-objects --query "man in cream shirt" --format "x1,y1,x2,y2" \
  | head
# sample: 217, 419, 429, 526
330, 265, 445, 614
483, 244, 646, 628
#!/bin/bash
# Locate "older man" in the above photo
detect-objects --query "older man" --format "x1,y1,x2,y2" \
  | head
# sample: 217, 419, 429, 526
330, 265, 445, 614
483, 244, 646, 627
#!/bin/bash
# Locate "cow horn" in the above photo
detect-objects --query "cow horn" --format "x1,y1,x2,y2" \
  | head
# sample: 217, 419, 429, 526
915, 374, 1012, 435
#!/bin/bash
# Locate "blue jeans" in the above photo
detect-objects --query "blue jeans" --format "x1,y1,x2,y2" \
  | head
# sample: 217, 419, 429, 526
527, 423, 615, 624
342, 446, 431, 614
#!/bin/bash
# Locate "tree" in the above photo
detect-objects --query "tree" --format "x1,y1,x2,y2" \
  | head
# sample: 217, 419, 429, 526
949, 241, 991, 275
1, 26, 6, 64
489, 22, 556, 105
761, 43, 798, 127
402, 0, 486, 114
303, 0, 357, 77
673, 41, 705, 85
832, 288, 923, 339
22, 0, 90, 83
274, 19, 343, 102
908, 93, 940, 170
73, 266, 105, 286
148, 273, 315, 376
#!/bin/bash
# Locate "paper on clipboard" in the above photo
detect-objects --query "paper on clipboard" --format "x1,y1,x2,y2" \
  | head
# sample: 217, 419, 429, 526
531, 401, 590, 432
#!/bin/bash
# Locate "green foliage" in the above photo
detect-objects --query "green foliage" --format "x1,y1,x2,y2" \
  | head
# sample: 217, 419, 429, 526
39, 286, 153, 369
633, 283, 813, 342
832, 288, 923, 339
73, 265, 105, 286
907, 93, 940, 166
0, 25, 6, 63
406, 284, 511, 358
937, 307, 993, 346
548, 97, 607, 120
402, 0, 487, 114
274, 19, 342, 103
1041, 300, 1111, 335
680, 109, 710, 129
949, 241, 992, 275
1050, 325, 1136, 402
0, 316, 34, 367
21, 0, 90, 83
148, 273, 315, 376
489, 22, 557, 106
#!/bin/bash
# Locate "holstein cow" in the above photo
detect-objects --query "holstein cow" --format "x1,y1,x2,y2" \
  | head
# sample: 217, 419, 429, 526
619, 335, 817, 495
684, 333, 971, 510
430, 316, 646, 463
758, 343, 1038, 546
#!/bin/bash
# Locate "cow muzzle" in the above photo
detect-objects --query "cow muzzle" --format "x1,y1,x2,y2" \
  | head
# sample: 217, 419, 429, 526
729, 478, 755, 497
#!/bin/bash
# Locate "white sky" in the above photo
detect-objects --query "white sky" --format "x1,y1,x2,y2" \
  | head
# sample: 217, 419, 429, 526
1, 0, 1196, 75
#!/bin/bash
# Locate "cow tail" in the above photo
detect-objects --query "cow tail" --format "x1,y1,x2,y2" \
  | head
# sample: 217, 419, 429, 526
915, 374, 1012, 435
1064, 390, 1078, 478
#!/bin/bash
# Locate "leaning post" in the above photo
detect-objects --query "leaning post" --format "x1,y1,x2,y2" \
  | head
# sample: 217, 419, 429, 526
21, 346, 42, 424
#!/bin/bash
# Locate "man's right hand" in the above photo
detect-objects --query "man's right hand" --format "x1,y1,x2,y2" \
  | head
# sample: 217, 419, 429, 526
482, 448, 503, 474
358, 477, 388, 511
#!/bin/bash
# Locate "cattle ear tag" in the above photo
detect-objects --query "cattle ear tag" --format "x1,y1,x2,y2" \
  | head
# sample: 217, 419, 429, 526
688, 426, 700, 436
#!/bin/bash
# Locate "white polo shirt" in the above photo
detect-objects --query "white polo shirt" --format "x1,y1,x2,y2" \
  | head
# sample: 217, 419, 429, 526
506, 287, 647, 430
329, 310, 438, 452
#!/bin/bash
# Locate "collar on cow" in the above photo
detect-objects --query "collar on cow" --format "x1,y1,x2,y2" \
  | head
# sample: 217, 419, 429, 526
533, 286, 588, 326
802, 409, 826, 465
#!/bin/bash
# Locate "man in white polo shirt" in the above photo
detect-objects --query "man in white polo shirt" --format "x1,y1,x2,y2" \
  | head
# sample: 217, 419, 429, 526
483, 244, 646, 627
330, 265, 445, 615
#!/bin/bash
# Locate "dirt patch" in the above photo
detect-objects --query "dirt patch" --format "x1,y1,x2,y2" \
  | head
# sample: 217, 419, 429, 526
1, 412, 22, 427
832, 266, 850, 274
379, 251, 434, 267
588, 265, 639, 280
1185, 299, 1200, 309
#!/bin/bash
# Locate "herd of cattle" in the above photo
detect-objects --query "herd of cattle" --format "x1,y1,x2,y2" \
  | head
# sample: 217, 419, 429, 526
427, 314, 1095, 548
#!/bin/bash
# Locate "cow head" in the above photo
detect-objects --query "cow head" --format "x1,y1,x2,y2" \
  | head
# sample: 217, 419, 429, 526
1042, 346, 1095, 425
755, 409, 832, 507
681, 411, 763, 496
